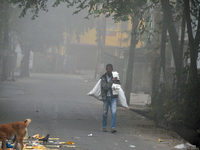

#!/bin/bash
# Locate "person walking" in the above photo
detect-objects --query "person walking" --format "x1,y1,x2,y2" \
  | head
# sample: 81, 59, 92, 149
100, 64, 120, 133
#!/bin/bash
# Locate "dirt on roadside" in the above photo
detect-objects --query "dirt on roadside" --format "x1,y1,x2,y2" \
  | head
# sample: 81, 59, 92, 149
117, 105, 198, 150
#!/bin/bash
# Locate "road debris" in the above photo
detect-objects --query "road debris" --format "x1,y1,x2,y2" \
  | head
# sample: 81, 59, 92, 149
129, 145, 136, 148
173, 144, 187, 149
3, 133, 78, 150
158, 138, 169, 144
72, 136, 81, 139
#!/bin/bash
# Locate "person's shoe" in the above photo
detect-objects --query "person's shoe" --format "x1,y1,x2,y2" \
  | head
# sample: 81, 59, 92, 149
102, 128, 107, 132
111, 129, 117, 133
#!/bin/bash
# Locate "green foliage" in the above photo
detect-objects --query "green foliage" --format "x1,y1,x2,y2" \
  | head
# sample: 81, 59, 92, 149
10, 0, 49, 19
168, 82, 200, 129
54, 0, 148, 22
8, 0, 95, 53
159, 66, 200, 129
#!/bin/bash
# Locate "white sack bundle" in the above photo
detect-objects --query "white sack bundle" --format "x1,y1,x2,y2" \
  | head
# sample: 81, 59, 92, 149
117, 87, 128, 108
87, 79, 128, 108
112, 71, 120, 80
87, 79, 102, 100
112, 83, 121, 95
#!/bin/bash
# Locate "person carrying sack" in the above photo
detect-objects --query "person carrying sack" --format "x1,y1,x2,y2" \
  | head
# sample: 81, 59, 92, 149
100, 64, 120, 133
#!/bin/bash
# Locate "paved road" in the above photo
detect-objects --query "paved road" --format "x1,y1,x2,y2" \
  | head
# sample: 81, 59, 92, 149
0, 73, 184, 150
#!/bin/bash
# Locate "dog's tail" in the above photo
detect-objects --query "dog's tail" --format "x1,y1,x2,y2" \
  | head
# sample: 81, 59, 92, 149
24, 119, 31, 126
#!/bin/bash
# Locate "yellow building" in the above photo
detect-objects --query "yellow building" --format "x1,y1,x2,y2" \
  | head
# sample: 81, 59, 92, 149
70, 18, 143, 50
62, 17, 144, 72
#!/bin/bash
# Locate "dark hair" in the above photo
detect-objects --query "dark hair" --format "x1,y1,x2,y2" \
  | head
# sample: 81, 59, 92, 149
106, 64, 113, 69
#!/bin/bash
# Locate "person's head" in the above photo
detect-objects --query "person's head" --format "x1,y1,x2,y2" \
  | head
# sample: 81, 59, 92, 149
106, 64, 113, 77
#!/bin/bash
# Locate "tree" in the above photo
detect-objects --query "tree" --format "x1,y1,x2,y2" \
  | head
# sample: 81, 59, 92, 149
1, 1, 11, 81
8, 0, 200, 130
9, 1, 95, 76
9, 0, 151, 104
154, 0, 200, 129
63, 0, 148, 105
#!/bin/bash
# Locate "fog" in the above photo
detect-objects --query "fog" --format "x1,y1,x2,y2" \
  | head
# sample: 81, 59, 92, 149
11, 1, 151, 93
13, 1, 97, 72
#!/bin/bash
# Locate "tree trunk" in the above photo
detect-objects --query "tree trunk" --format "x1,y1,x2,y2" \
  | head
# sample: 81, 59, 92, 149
20, 45, 30, 77
2, 1, 10, 81
161, 0, 184, 95
100, 15, 106, 76
161, 0, 182, 74
194, 7, 200, 60
184, 0, 200, 125
184, 0, 198, 81
179, 11, 186, 63
156, 7, 167, 126
125, 15, 139, 105
94, 17, 102, 79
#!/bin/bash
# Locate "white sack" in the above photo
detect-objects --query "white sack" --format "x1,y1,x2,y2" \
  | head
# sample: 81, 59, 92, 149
112, 83, 120, 95
87, 79, 128, 108
87, 79, 102, 100
118, 87, 128, 108
112, 71, 120, 80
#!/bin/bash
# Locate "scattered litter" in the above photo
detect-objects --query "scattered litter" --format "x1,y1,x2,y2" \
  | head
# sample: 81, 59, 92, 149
32, 134, 39, 138
65, 141, 75, 145
66, 145, 76, 147
158, 139, 169, 144
72, 136, 81, 139
46, 145, 60, 148
129, 145, 136, 148
158, 139, 163, 142
186, 142, 196, 148
88, 134, 93, 137
6, 142, 13, 148
161, 141, 169, 144
30, 145, 46, 149
49, 138, 59, 140
23, 134, 77, 149
60, 145, 76, 147
174, 144, 187, 149
53, 141, 60, 144
31, 141, 39, 146
24, 145, 33, 149
125, 140, 128, 142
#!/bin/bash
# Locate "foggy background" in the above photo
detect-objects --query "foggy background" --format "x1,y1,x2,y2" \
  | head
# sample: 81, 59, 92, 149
11, 1, 152, 93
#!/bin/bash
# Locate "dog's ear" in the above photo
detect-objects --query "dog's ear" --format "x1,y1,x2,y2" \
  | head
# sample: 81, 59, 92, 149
24, 119, 31, 126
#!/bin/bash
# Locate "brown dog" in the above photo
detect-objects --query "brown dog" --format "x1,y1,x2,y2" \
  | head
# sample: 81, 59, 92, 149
0, 119, 31, 149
